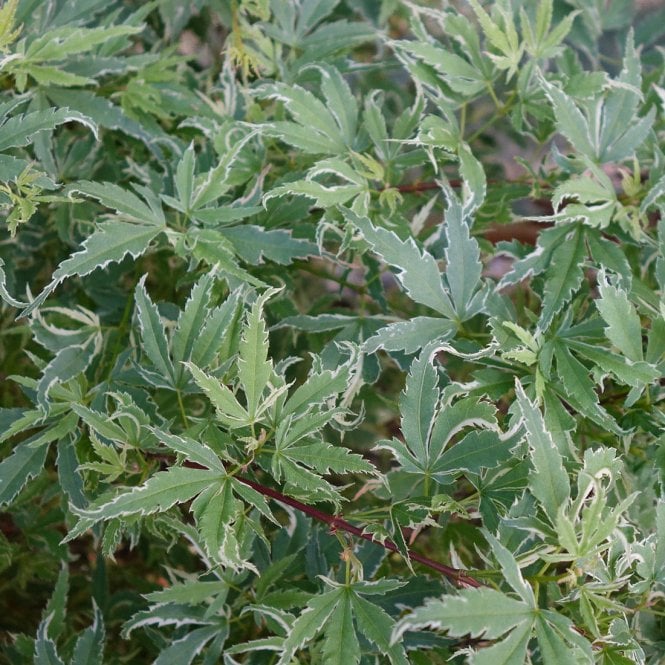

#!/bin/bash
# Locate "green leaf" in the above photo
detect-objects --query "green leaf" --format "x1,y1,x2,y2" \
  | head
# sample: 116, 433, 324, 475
282, 365, 350, 417
351, 593, 408, 665
150, 429, 224, 473
258, 80, 347, 155
185, 362, 249, 428
23, 222, 163, 317
0, 439, 48, 506
238, 287, 279, 421
400, 345, 440, 469
224, 226, 318, 265
37, 342, 97, 409
443, 186, 483, 318
277, 589, 342, 665
285, 442, 375, 475
392, 588, 533, 643
596, 273, 643, 362
71, 467, 223, 525
25, 25, 142, 61
172, 274, 214, 366
134, 275, 176, 385
67, 181, 165, 227
432, 430, 514, 476
321, 592, 360, 665
554, 341, 621, 434
0, 108, 97, 151
538, 226, 585, 331
71, 603, 105, 665
567, 341, 659, 388
364, 317, 456, 354
152, 625, 221, 665
349, 212, 455, 319
514, 380, 570, 522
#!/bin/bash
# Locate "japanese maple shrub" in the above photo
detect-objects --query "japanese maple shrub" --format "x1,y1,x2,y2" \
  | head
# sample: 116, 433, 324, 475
0, 0, 664, 663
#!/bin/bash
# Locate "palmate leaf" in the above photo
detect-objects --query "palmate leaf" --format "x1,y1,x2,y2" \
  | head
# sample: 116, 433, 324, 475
277, 581, 407, 665
348, 211, 456, 319
257, 66, 357, 155
191, 480, 255, 572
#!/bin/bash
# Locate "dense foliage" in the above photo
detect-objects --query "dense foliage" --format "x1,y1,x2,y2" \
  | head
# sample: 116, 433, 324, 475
1, 0, 665, 662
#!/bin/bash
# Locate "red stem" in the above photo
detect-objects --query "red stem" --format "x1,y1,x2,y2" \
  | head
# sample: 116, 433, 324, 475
235, 474, 483, 588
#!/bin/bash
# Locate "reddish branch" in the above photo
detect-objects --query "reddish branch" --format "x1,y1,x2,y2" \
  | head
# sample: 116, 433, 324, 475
235, 474, 483, 588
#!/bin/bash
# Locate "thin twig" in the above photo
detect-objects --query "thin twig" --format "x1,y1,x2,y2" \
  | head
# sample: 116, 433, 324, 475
235, 474, 483, 588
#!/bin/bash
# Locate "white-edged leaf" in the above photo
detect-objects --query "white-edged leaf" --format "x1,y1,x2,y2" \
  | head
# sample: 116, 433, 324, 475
514, 380, 570, 522
277, 589, 342, 665
400, 345, 440, 468
185, 362, 249, 427
134, 275, 175, 384
66, 181, 165, 226
0, 107, 97, 151
596, 273, 643, 362
71, 467, 223, 524
238, 287, 279, 420
538, 226, 585, 331
443, 187, 482, 318
348, 211, 455, 318
364, 317, 456, 354
391, 589, 532, 643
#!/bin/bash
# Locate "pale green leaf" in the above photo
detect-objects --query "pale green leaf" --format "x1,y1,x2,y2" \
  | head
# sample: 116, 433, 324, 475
400, 346, 439, 468
443, 187, 482, 318
514, 380, 570, 522
596, 273, 643, 362
152, 625, 221, 665
364, 317, 456, 355
67, 181, 165, 227
238, 287, 279, 420
392, 589, 532, 643
72, 467, 223, 524
349, 211, 455, 318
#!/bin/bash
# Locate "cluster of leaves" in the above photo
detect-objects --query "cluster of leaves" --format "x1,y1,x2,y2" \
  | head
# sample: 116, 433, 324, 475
1, 0, 664, 662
